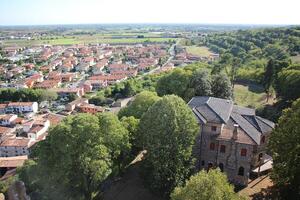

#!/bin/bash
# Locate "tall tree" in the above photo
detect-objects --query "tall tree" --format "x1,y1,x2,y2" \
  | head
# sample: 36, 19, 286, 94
262, 59, 276, 102
138, 95, 199, 196
211, 73, 232, 99
269, 99, 300, 199
171, 169, 243, 200
24, 113, 130, 200
275, 64, 300, 101
118, 91, 160, 119
189, 69, 212, 97
156, 69, 192, 100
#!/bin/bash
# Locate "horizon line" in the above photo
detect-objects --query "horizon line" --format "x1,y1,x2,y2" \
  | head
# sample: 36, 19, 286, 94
0, 22, 299, 27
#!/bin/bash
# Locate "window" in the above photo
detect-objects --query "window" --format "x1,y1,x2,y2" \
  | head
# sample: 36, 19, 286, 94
209, 142, 215, 150
220, 145, 226, 153
241, 148, 247, 157
218, 163, 224, 172
258, 153, 263, 162
211, 126, 217, 132
201, 160, 205, 166
261, 136, 265, 144
238, 166, 245, 176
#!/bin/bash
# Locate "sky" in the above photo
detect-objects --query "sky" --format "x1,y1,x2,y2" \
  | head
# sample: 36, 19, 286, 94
0, 0, 299, 25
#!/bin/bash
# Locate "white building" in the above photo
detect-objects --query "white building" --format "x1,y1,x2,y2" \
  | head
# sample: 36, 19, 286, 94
6, 102, 38, 114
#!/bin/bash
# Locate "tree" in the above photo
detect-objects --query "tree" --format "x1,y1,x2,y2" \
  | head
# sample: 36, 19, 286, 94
156, 69, 192, 100
138, 95, 199, 196
118, 91, 160, 119
97, 113, 131, 172
275, 64, 300, 101
25, 113, 130, 200
262, 59, 276, 102
211, 73, 232, 99
189, 69, 212, 97
269, 99, 300, 199
171, 169, 243, 200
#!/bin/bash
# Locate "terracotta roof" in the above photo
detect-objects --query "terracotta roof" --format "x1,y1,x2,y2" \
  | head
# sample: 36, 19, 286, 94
0, 155, 28, 168
0, 138, 31, 147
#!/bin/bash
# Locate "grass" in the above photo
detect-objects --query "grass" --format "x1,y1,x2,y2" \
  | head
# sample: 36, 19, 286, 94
185, 45, 212, 57
291, 55, 300, 63
2, 36, 177, 46
233, 83, 267, 109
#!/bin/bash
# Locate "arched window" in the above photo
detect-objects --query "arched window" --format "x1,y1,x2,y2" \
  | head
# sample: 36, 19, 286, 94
241, 148, 247, 156
220, 145, 226, 153
238, 166, 244, 176
218, 163, 224, 172
261, 136, 265, 144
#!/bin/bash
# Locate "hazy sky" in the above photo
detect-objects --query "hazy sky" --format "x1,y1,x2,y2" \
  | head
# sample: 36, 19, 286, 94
0, 0, 299, 25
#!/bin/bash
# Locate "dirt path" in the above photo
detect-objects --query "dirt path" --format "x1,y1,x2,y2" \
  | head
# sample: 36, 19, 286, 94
103, 151, 164, 200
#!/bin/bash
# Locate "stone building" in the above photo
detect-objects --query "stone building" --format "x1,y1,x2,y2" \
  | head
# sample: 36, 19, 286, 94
188, 96, 274, 186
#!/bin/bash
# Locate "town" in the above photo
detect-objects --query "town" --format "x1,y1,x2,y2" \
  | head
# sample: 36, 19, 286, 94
0, 1, 300, 200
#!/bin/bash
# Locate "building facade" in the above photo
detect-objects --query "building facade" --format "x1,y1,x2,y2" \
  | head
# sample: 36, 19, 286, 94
188, 96, 274, 186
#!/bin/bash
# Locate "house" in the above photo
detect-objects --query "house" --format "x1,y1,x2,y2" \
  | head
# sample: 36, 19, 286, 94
0, 104, 7, 114
92, 59, 109, 75
27, 119, 50, 140
0, 115, 18, 127
88, 74, 127, 85
6, 102, 38, 114
65, 98, 89, 112
54, 88, 85, 98
188, 96, 275, 186
0, 126, 16, 143
34, 80, 61, 89
84, 80, 108, 91
0, 138, 33, 157
108, 64, 129, 72
76, 103, 104, 114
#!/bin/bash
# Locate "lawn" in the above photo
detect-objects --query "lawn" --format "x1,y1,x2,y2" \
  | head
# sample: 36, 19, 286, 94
233, 83, 267, 109
291, 55, 300, 63
2, 36, 177, 46
185, 45, 212, 57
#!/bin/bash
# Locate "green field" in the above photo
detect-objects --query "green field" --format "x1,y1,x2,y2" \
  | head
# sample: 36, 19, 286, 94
233, 83, 267, 108
291, 55, 300, 63
185, 46, 212, 57
2, 36, 177, 46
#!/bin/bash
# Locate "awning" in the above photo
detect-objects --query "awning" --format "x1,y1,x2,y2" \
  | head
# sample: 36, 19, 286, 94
252, 154, 273, 173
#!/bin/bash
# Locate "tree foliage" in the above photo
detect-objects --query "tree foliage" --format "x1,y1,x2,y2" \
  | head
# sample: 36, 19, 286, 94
211, 73, 232, 99
118, 91, 160, 119
190, 69, 212, 96
156, 69, 192, 99
20, 113, 130, 200
269, 99, 300, 199
171, 169, 243, 200
138, 95, 199, 196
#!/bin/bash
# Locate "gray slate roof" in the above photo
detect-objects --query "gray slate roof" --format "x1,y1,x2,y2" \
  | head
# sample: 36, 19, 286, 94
188, 96, 275, 144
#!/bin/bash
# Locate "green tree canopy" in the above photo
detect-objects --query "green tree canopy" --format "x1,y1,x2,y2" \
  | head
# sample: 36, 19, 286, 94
138, 95, 199, 196
118, 91, 160, 119
275, 64, 300, 101
22, 113, 130, 200
211, 73, 232, 99
171, 169, 243, 200
269, 99, 300, 199
156, 69, 192, 100
189, 69, 212, 96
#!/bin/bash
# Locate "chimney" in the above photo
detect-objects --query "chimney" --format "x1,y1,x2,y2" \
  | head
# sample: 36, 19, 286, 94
233, 124, 239, 140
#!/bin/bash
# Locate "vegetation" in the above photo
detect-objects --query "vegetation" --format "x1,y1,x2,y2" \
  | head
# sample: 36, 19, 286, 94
269, 99, 300, 199
138, 95, 199, 196
171, 169, 243, 200
118, 91, 160, 119
185, 46, 212, 57
0, 88, 57, 103
19, 113, 130, 200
